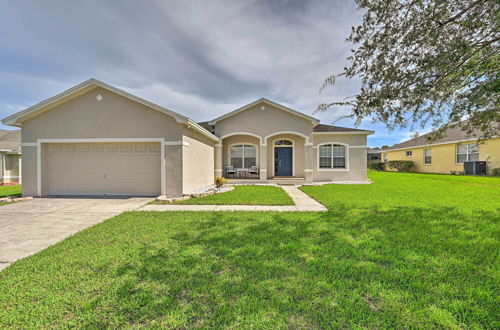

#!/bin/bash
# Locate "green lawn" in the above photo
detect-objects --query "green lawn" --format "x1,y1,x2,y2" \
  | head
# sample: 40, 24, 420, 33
0, 185, 21, 206
0, 185, 21, 198
156, 185, 294, 205
0, 173, 498, 328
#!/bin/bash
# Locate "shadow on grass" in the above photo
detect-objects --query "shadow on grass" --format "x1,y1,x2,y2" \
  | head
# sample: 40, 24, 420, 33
102, 205, 499, 328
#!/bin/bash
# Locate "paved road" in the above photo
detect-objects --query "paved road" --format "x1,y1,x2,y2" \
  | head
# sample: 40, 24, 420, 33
0, 197, 152, 270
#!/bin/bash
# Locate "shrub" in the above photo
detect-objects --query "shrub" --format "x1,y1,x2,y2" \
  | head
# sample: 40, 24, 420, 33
388, 160, 414, 172
490, 168, 500, 176
215, 176, 228, 188
369, 162, 385, 171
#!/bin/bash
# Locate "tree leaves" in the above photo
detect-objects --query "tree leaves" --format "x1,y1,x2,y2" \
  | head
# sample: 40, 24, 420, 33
320, 0, 500, 140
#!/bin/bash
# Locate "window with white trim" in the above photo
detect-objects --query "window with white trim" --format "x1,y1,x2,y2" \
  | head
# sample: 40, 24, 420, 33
319, 144, 346, 169
230, 144, 256, 168
383, 153, 388, 163
456, 143, 479, 163
406, 150, 413, 157
274, 139, 293, 146
424, 148, 432, 164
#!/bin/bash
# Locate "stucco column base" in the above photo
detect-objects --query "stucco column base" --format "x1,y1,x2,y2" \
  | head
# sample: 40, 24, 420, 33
305, 171, 313, 182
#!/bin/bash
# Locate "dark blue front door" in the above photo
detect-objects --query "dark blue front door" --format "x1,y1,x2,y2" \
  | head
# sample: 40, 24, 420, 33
275, 147, 293, 176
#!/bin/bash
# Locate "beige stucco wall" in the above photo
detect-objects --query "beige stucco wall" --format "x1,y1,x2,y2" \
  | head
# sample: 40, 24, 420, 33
18, 87, 211, 197
182, 129, 215, 194
382, 137, 500, 174
214, 102, 313, 143
312, 134, 368, 181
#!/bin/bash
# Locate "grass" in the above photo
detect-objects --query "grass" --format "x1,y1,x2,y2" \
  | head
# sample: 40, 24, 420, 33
154, 185, 294, 205
0, 173, 498, 328
0, 185, 21, 206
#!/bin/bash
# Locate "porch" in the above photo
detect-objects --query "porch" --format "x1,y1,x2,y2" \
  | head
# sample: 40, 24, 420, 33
214, 132, 314, 183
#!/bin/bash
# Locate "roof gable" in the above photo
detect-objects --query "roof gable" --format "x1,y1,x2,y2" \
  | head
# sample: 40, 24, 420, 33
1, 79, 218, 142
208, 98, 320, 126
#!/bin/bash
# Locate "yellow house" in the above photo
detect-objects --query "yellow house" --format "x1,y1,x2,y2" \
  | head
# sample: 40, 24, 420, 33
381, 125, 500, 174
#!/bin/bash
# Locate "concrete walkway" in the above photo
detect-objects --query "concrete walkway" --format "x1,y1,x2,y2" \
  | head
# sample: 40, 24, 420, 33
0, 197, 152, 270
139, 186, 327, 212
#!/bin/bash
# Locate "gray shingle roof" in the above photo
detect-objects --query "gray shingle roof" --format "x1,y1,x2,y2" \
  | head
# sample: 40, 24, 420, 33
196, 122, 371, 135
0, 129, 21, 153
384, 124, 485, 151
312, 124, 372, 133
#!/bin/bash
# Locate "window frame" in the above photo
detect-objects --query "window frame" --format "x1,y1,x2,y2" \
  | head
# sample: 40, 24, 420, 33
456, 143, 479, 164
316, 142, 349, 171
228, 143, 258, 169
424, 148, 432, 165
406, 150, 413, 158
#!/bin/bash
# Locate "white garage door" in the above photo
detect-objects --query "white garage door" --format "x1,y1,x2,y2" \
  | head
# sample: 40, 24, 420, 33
46, 142, 161, 196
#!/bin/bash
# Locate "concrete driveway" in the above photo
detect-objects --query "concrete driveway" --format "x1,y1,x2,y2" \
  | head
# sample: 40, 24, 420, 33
0, 197, 152, 270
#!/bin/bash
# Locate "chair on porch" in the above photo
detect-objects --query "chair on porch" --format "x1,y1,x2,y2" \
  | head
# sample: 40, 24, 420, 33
225, 166, 236, 178
248, 166, 259, 178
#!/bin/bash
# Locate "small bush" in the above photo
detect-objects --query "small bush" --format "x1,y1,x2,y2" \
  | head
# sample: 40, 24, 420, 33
369, 162, 385, 171
215, 176, 228, 188
388, 160, 414, 172
490, 168, 500, 176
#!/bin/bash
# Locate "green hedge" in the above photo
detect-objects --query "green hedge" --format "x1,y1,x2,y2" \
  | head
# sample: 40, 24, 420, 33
388, 160, 415, 172
491, 168, 500, 176
368, 162, 385, 171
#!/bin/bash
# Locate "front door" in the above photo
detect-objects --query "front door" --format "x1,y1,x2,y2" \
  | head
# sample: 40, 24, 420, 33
275, 147, 293, 176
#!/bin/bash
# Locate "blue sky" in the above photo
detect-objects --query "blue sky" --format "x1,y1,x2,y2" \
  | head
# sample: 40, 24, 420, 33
0, 0, 429, 147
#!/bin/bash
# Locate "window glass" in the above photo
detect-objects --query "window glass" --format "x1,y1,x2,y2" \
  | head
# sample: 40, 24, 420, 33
424, 148, 432, 164
319, 145, 332, 168
244, 145, 256, 167
469, 144, 479, 161
406, 151, 413, 157
230, 144, 256, 168
230, 145, 243, 168
319, 144, 346, 169
275, 140, 292, 146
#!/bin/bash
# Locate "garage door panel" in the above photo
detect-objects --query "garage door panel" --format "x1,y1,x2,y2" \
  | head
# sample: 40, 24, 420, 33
46, 142, 161, 196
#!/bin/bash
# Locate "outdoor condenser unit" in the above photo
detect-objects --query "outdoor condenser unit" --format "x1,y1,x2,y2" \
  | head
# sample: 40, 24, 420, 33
463, 161, 487, 175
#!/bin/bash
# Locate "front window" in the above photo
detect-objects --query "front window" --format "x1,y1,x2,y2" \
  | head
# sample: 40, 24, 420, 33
319, 144, 346, 169
230, 144, 256, 168
456, 144, 479, 163
406, 151, 413, 157
383, 153, 388, 163
424, 148, 432, 164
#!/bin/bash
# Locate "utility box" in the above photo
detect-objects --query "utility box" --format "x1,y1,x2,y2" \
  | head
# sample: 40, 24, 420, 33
464, 161, 487, 175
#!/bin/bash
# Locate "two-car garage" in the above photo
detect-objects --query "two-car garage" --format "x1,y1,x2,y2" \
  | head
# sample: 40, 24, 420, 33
45, 142, 161, 196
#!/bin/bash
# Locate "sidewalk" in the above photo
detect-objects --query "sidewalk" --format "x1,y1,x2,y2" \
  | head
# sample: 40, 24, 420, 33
139, 186, 327, 212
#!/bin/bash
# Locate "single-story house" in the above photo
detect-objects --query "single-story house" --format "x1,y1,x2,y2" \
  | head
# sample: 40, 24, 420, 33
381, 124, 500, 174
0, 129, 21, 184
2, 79, 373, 197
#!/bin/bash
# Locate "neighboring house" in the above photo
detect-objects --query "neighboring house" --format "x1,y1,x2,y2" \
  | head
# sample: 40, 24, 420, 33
1, 79, 373, 198
381, 124, 500, 174
367, 148, 382, 165
0, 129, 21, 184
